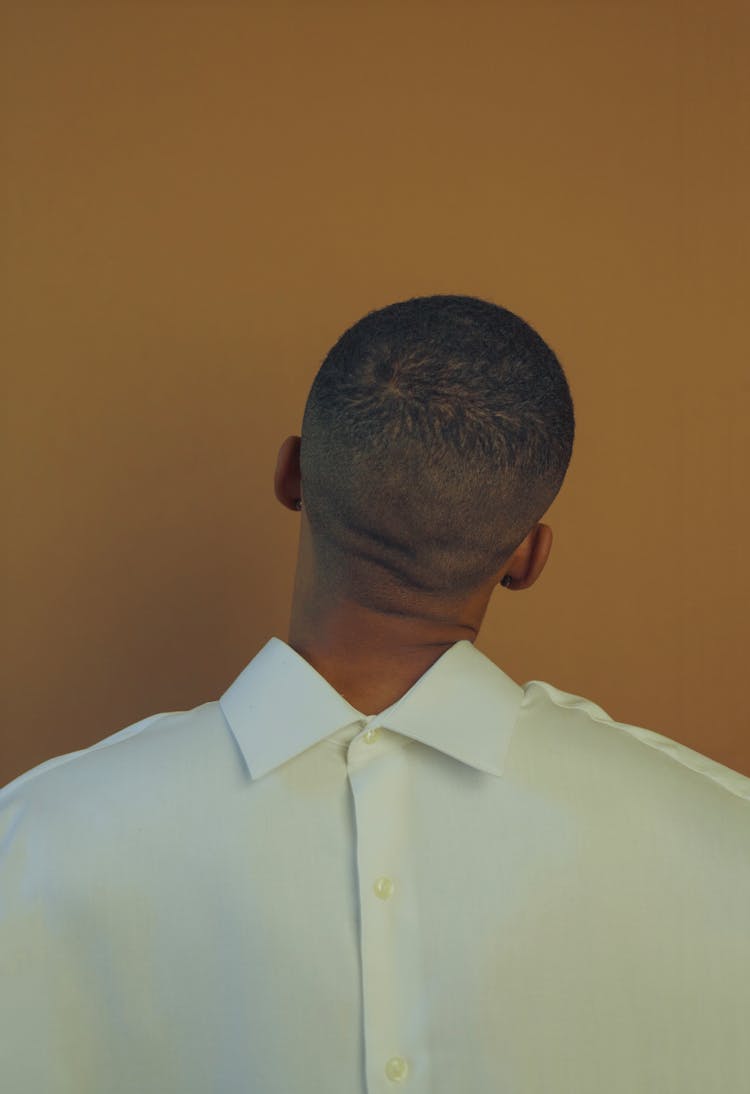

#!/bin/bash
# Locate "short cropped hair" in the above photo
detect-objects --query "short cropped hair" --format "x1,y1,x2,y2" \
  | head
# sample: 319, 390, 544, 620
299, 294, 575, 607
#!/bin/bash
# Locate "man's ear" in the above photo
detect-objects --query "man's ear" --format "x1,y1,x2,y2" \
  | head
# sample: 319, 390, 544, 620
506, 524, 553, 590
273, 435, 302, 511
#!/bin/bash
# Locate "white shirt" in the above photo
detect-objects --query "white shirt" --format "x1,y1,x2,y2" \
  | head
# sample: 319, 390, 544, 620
1, 635, 749, 1094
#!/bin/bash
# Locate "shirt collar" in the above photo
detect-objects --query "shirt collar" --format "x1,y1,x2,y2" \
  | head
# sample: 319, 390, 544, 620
219, 636, 525, 781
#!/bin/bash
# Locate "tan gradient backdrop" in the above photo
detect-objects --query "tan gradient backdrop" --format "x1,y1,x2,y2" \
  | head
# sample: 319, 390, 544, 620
2, 1, 749, 785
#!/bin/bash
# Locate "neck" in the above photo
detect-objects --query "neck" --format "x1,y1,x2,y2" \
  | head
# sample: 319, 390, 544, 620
286, 566, 490, 715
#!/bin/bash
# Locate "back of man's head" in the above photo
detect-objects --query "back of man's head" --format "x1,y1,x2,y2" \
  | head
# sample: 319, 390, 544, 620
300, 294, 575, 607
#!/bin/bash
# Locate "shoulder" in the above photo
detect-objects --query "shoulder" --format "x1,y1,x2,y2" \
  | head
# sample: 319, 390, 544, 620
0, 702, 226, 856
0, 710, 182, 813
520, 678, 750, 804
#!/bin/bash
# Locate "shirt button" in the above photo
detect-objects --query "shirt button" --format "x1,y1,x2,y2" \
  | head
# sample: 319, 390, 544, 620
362, 727, 381, 744
385, 1056, 409, 1082
373, 876, 394, 900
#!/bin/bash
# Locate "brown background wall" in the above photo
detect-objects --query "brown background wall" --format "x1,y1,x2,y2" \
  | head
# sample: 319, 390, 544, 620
2, 0, 748, 785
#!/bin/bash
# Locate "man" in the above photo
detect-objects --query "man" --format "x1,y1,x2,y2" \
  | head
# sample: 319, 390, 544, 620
2, 294, 749, 1093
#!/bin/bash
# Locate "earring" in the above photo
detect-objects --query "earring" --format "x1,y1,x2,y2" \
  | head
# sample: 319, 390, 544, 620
501, 575, 512, 588
294, 499, 302, 510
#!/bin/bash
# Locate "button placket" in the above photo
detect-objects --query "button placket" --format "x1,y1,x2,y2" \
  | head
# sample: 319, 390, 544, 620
352, 726, 419, 1085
